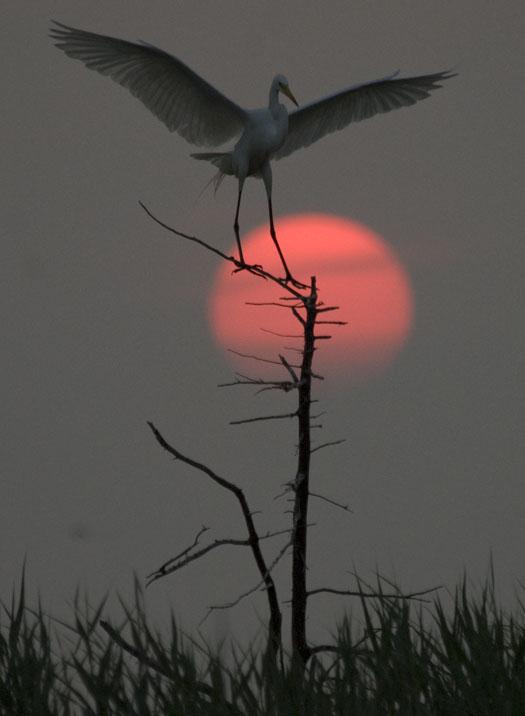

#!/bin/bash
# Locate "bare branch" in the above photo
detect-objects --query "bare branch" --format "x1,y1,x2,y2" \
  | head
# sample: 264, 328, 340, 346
259, 527, 294, 539
200, 538, 293, 624
218, 368, 297, 393
147, 421, 284, 658
273, 484, 292, 501
147, 537, 250, 587
235, 371, 263, 382
228, 349, 302, 369
219, 377, 295, 393
147, 528, 292, 586
230, 410, 298, 426
140, 201, 303, 299
218, 378, 265, 388
310, 411, 326, 420
279, 354, 299, 383
227, 349, 323, 380
245, 301, 302, 309
146, 525, 208, 581
306, 585, 442, 603
148, 422, 239, 494
316, 320, 348, 325
316, 305, 340, 313
353, 570, 443, 603
291, 307, 306, 325
139, 201, 231, 263
254, 383, 296, 395
261, 328, 303, 338
310, 439, 346, 454
309, 491, 353, 514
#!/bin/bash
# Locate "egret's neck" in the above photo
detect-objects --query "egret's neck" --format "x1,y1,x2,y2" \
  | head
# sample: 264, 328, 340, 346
268, 79, 281, 116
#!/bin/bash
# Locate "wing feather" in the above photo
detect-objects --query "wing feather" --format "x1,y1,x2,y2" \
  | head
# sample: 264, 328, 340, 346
50, 21, 247, 147
274, 70, 455, 159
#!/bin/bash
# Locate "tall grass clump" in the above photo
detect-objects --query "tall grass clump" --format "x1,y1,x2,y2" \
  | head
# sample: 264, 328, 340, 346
2, 569, 525, 714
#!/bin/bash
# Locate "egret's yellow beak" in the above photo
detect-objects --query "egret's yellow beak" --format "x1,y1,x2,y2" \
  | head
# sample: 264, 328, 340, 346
281, 83, 298, 107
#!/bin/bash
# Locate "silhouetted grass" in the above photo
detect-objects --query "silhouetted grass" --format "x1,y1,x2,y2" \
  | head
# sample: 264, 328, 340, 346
2, 568, 525, 714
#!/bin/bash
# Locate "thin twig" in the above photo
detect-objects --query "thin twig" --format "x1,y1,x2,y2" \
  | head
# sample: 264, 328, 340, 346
147, 538, 250, 586
309, 491, 353, 513
147, 525, 209, 579
230, 410, 298, 426
200, 538, 293, 624
218, 379, 266, 388
279, 354, 299, 383
219, 377, 295, 392
228, 349, 302, 368
310, 439, 346, 454
316, 306, 340, 313
227, 349, 324, 380
245, 301, 302, 308
306, 585, 442, 603
310, 411, 326, 420
316, 320, 348, 325
261, 328, 303, 338
147, 528, 292, 586
254, 383, 296, 394
357, 570, 443, 603
139, 201, 231, 263
140, 201, 304, 299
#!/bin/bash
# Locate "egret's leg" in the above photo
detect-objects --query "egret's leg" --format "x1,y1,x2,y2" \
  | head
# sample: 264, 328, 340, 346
261, 162, 304, 286
267, 195, 294, 282
234, 181, 245, 265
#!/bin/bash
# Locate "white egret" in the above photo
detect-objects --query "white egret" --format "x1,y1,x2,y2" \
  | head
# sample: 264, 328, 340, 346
50, 21, 455, 285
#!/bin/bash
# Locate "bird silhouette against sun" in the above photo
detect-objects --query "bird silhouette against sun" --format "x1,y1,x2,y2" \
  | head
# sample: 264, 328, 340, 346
50, 21, 455, 286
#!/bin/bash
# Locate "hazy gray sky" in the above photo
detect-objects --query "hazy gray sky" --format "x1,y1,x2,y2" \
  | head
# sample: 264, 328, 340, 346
3, 2, 524, 645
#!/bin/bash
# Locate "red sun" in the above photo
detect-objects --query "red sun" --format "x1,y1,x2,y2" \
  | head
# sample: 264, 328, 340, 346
209, 214, 413, 382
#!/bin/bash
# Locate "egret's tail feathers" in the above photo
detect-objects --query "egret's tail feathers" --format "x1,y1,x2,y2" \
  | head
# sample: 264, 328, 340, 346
211, 170, 226, 194
191, 151, 233, 171
196, 169, 226, 199
191, 152, 224, 162
191, 152, 232, 195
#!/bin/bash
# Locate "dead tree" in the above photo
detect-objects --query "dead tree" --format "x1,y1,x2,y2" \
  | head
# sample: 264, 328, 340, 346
135, 202, 439, 672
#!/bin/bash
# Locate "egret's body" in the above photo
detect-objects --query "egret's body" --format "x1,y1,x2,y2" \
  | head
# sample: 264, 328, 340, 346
192, 74, 297, 276
50, 21, 455, 284
234, 95, 290, 176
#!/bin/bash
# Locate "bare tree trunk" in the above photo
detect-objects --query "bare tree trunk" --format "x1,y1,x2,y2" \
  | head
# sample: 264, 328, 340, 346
291, 277, 318, 668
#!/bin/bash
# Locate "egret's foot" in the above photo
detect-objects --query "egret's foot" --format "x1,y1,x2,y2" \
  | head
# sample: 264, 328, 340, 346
282, 274, 309, 290
232, 261, 264, 275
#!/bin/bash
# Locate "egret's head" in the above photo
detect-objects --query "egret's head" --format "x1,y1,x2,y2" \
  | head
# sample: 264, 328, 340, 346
276, 75, 298, 106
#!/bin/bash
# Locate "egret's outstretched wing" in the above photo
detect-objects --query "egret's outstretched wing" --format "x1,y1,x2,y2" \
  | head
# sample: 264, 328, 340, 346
50, 21, 247, 147
274, 70, 455, 160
